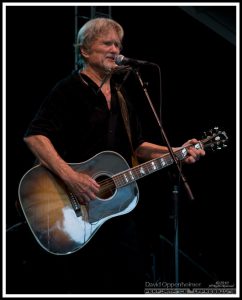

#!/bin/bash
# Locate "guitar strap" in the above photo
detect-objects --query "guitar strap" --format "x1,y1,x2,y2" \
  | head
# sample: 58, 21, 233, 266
115, 87, 139, 166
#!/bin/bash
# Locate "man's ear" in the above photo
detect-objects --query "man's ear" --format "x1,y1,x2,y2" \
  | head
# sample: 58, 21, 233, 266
80, 47, 89, 58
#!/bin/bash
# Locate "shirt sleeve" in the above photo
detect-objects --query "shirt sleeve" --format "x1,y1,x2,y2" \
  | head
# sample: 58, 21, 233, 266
24, 82, 68, 150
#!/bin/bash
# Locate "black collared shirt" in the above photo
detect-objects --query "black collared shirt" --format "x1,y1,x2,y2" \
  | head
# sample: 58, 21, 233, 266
25, 71, 144, 165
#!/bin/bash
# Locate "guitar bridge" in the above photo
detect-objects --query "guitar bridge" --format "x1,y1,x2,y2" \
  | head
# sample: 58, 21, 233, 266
69, 192, 82, 217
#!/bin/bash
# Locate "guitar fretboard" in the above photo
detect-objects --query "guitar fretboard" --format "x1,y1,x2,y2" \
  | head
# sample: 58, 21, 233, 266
112, 145, 196, 188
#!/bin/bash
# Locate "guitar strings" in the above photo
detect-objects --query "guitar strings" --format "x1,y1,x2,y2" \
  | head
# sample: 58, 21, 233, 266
85, 135, 225, 196
95, 150, 181, 190
92, 141, 207, 194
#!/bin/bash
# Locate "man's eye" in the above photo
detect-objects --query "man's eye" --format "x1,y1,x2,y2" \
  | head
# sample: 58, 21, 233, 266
102, 41, 122, 50
103, 41, 113, 46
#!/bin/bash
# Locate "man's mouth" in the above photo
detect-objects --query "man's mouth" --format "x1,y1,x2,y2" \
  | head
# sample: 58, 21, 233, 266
106, 55, 116, 62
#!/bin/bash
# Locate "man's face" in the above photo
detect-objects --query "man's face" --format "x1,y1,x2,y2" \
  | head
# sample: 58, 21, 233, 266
83, 29, 122, 72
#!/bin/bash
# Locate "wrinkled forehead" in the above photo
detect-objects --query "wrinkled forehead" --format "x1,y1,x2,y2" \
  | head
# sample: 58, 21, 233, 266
95, 29, 121, 41
97, 27, 122, 40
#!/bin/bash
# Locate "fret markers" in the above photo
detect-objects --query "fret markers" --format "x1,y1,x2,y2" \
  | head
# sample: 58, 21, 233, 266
160, 158, 166, 167
140, 167, 146, 175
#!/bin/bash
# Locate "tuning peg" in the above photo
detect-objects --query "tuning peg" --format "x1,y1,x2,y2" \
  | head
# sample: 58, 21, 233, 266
202, 127, 228, 152
209, 129, 215, 136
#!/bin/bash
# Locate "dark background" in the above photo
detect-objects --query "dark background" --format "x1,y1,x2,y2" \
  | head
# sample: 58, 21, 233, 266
5, 5, 237, 294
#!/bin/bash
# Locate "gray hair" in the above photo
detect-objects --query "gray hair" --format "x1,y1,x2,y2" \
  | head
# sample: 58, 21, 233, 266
74, 17, 124, 68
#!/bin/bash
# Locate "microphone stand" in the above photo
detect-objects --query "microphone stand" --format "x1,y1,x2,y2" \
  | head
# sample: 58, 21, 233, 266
133, 67, 194, 285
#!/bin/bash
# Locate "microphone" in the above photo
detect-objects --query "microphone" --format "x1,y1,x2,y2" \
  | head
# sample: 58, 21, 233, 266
115, 55, 155, 66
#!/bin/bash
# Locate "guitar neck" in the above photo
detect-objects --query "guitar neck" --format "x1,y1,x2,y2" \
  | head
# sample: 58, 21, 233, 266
113, 142, 202, 188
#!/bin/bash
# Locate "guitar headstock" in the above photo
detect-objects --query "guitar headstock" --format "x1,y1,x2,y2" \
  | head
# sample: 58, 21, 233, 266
201, 127, 228, 151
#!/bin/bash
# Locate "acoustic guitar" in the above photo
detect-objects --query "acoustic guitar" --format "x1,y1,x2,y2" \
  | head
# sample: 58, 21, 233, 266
18, 128, 228, 255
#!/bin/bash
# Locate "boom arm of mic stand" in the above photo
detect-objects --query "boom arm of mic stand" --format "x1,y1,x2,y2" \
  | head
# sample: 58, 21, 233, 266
133, 68, 194, 201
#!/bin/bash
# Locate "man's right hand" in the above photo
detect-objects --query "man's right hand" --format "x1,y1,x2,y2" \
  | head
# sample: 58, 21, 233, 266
64, 172, 100, 205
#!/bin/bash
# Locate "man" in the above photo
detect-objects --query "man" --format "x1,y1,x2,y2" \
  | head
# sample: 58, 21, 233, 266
23, 18, 205, 294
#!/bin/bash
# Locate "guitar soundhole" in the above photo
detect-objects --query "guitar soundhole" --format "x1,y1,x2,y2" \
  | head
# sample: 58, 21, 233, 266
95, 175, 116, 200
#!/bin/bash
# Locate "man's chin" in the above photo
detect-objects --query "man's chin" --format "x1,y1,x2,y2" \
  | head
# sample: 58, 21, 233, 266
104, 62, 117, 72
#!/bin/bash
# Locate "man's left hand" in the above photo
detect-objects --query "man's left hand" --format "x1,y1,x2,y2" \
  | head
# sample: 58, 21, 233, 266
182, 138, 206, 164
